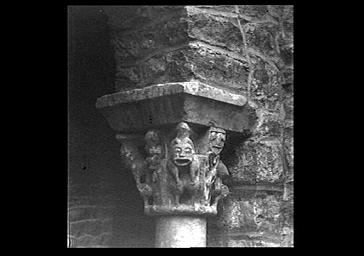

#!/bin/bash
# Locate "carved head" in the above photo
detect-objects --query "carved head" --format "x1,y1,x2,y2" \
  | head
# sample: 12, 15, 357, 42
171, 137, 195, 166
208, 127, 226, 155
176, 122, 190, 136
145, 130, 163, 157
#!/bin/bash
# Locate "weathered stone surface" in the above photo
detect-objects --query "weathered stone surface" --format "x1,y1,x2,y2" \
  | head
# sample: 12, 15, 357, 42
244, 22, 280, 59
114, 43, 251, 92
106, 6, 258, 92
115, 48, 194, 90
283, 127, 294, 172
215, 190, 283, 232
238, 5, 271, 21
281, 6, 294, 40
249, 56, 284, 112
111, 13, 189, 63
185, 7, 244, 54
252, 109, 284, 138
279, 43, 293, 67
207, 187, 292, 247
227, 137, 284, 184
96, 82, 256, 134
188, 43, 250, 91
283, 95, 294, 120
282, 66, 294, 89
208, 232, 285, 247
97, 82, 247, 107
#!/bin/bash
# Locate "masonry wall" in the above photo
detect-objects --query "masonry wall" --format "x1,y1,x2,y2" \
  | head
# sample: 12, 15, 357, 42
68, 5, 293, 247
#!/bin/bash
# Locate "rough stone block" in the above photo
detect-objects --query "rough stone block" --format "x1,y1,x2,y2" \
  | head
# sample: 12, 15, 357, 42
283, 127, 294, 171
187, 43, 250, 92
244, 22, 281, 60
252, 109, 284, 138
215, 190, 283, 233
227, 137, 284, 184
283, 95, 294, 120
266, 5, 285, 20
207, 187, 293, 247
282, 5, 293, 40
282, 66, 294, 89
115, 49, 194, 90
279, 43, 293, 67
114, 43, 251, 92
185, 7, 244, 54
280, 226, 294, 247
238, 5, 270, 21
111, 13, 189, 63
249, 55, 284, 112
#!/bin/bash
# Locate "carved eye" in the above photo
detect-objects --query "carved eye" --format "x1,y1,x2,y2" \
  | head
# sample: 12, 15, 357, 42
174, 147, 182, 153
184, 148, 192, 154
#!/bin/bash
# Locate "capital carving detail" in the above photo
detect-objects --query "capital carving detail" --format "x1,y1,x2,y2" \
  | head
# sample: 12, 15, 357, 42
117, 122, 230, 216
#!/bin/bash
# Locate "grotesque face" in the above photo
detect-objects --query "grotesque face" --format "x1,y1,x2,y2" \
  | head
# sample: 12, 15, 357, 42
209, 128, 226, 155
172, 138, 195, 166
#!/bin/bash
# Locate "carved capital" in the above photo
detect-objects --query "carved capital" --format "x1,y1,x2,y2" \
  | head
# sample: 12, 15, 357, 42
117, 122, 230, 216
97, 82, 258, 217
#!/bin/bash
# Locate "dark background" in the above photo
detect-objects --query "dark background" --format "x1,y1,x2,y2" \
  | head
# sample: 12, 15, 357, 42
68, 6, 155, 247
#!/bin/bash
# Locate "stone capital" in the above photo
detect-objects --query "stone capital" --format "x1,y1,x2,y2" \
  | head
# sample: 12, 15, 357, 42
96, 82, 257, 217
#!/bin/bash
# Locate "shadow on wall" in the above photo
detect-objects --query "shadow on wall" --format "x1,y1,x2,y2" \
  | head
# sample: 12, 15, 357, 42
68, 6, 155, 247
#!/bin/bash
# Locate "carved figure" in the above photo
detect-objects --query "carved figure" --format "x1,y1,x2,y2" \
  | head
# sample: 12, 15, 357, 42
208, 128, 228, 175
168, 122, 200, 204
144, 130, 167, 205
117, 124, 230, 212
210, 178, 229, 208
145, 130, 165, 183
208, 127, 226, 156
204, 127, 230, 205
118, 135, 152, 208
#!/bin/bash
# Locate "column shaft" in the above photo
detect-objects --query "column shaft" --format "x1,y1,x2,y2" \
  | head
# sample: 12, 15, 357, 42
155, 216, 206, 248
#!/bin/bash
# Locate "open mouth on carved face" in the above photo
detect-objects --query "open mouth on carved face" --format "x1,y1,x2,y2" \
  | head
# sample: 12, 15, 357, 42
212, 145, 223, 153
174, 158, 192, 166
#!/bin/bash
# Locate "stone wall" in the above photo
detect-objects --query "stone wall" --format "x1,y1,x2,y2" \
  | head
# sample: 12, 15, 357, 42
202, 5, 293, 247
